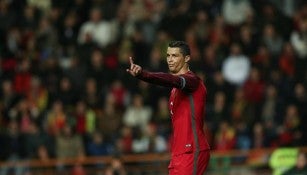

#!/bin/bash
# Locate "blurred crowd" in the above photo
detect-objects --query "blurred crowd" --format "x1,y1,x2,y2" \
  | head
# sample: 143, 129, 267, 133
0, 0, 307, 170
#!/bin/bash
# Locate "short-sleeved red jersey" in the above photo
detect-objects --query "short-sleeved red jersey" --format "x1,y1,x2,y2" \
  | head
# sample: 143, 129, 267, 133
137, 70, 210, 156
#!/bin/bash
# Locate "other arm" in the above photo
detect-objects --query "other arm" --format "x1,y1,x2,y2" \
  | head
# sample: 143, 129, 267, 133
126, 57, 199, 92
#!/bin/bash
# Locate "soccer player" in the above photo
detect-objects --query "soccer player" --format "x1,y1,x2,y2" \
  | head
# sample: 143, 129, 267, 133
126, 41, 210, 175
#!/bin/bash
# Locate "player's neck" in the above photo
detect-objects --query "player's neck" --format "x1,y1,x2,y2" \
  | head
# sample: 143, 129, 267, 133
172, 66, 190, 76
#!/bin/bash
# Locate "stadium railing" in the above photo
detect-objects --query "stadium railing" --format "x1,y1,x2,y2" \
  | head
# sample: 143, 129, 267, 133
0, 147, 306, 175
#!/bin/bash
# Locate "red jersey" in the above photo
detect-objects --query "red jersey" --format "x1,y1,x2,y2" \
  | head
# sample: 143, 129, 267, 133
137, 71, 210, 156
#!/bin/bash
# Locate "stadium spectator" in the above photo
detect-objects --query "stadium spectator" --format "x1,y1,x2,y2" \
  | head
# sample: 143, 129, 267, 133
45, 100, 67, 136
0, 120, 25, 175
131, 126, 149, 154
207, 91, 229, 131
201, 45, 220, 77
214, 121, 236, 151
278, 42, 296, 78
115, 126, 133, 154
243, 67, 265, 104
235, 121, 251, 150
26, 76, 48, 115
35, 16, 57, 59
78, 8, 114, 48
222, 42, 251, 86
0, 2, 16, 44
277, 105, 303, 147
21, 122, 43, 159
239, 25, 258, 56
152, 96, 171, 137
57, 12, 79, 57
55, 124, 84, 159
108, 79, 130, 110
73, 100, 89, 135
35, 145, 50, 162
292, 83, 307, 117
184, 28, 201, 61
282, 152, 307, 175
97, 93, 122, 141
208, 15, 229, 50
222, 0, 253, 26
261, 23, 284, 58
71, 164, 86, 175
207, 71, 234, 104
131, 123, 167, 154
230, 88, 248, 124
290, 17, 307, 81
39, 58, 63, 100
261, 84, 282, 125
1, 80, 18, 121
146, 123, 167, 153
86, 131, 112, 156
56, 77, 76, 107
251, 122, 266, 149
252, 45, 271, 76
193, 9, 211, 47
133, 81, 153, 106
123, 94, 152, 131
243, 67, 265, 124
82, 78, 103, 109
104, 156, 127, 175
63, 57, 87, 94
145, 46, 167, 72
290, 17, 307, 59
13, 59, 32, 95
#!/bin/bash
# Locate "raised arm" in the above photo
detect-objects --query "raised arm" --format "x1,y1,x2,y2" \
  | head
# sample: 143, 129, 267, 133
126, 57, 199, 92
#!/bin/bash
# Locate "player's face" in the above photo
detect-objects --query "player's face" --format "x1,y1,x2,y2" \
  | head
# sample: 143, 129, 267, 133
166, 47, 186, 74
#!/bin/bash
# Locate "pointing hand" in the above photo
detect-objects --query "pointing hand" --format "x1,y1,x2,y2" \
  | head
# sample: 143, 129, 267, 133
126, 57, 142, 77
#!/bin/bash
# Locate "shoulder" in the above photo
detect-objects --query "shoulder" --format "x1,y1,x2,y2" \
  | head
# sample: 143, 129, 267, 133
180, 71, 201, 86
181, 71, 199, 79
80, 22, 94, 29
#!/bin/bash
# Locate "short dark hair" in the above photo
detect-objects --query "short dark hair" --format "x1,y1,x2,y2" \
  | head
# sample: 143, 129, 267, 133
168, 41, 190, 56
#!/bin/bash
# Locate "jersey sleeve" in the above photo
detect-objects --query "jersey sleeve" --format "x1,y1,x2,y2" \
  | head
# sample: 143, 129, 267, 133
136, 70, 200, 92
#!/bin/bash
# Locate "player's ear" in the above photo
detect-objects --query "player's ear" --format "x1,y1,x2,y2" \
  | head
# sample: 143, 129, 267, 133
184, 55, 190, 63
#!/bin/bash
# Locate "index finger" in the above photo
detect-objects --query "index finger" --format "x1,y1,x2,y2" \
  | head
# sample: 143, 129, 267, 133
129, 57, 134, 65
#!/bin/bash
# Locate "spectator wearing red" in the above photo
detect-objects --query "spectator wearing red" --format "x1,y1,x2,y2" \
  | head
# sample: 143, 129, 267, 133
74, 100, 87, 135
14, 59, 32, 95
243, 67, 265, 104
108, 79, 130, 110
243, 67, 265, 124
277, 105, 302, 146
45, 100, 66, 136
252, 45, 271, 76
116, 126, 133, 154
279, 43, 296, 77
214, 121, 236, 151
26, 76, 48, 115
230, 88, 248, 124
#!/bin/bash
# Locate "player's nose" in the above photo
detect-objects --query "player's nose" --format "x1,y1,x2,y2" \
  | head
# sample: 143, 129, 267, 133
167, 56, 174, 63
